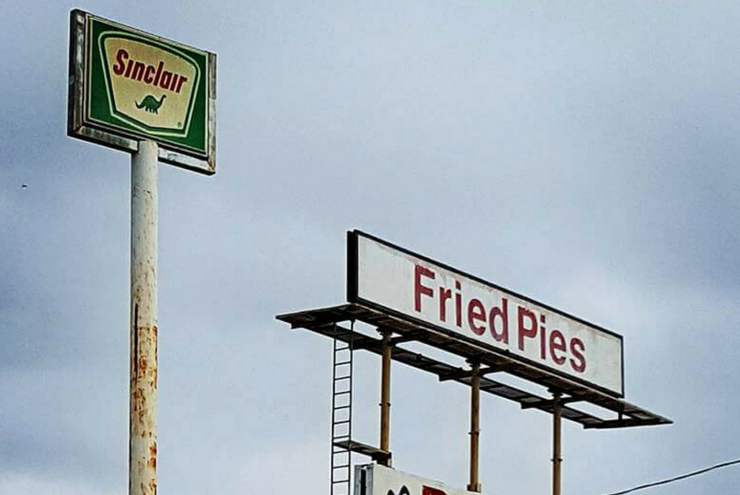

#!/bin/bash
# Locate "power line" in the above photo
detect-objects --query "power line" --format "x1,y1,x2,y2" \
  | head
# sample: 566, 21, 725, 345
602, 457, 740, 495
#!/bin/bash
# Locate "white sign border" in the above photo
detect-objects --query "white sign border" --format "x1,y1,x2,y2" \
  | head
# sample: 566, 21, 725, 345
347, 230, 625, 398
355, 464, 482, 495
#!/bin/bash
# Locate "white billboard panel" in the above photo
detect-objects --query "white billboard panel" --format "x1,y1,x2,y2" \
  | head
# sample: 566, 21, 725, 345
355, 464, 482, 495
347, 231, 624, 397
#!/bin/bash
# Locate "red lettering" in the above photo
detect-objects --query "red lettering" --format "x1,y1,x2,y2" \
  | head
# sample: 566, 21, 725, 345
539, 315, 547, 360
489, 298, 508, 343
549, 330, 566, 365
153, 61, 164, 86
423, 487, 447, 495
517, 306, 537, 351
414, 265, 435, 312
454, 281, 462, 327
124, 59, 134, 78
113, 55, 185, 93
439, 287, 452, 322
112, 49, 128, 76
144, 65, 156, 84
570, 338, 586, 373
131, 61, 146, 81
175, 75, 188, 93
467, 299, 486, 335
160, 70, 173, 89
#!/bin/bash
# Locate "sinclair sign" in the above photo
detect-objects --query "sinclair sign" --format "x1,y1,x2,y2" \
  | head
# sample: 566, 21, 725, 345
348, 231, 624, 397
68, 10, 216, 174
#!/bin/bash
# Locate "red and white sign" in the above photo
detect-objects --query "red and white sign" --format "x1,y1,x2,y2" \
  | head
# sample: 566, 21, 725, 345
355, 464, 481, 495
347, 231, 624, 396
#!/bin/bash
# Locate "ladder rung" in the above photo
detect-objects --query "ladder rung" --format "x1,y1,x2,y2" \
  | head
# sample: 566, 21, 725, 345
332, 339, 353, 495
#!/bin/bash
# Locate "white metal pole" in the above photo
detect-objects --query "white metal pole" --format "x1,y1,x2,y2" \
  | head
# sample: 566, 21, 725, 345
130, 140, 159, 495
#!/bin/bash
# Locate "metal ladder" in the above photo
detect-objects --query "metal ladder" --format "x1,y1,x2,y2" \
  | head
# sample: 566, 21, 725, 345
330, 322, 354, 495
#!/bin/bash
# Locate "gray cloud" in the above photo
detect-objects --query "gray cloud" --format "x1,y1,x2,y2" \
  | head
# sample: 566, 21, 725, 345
2, 1, 740, 494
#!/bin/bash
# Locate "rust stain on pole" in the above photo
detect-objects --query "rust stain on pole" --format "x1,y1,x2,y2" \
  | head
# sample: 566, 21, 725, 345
468, 362, 482, 493
379, 329, 392, 466
130, 140, 158, 495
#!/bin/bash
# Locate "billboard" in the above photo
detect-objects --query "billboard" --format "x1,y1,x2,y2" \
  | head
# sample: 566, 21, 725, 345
355, 464, 483, 495
347, 231, 624, 397
68, 10, 216, 174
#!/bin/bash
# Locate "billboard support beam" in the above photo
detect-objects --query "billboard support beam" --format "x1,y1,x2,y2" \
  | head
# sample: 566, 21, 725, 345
279, 302, 672, 493
552, 391, 563, 495
379, 329, 392, 466
467, 362, 482, 493
129, 140, 159, 495
277, 304, 672, 430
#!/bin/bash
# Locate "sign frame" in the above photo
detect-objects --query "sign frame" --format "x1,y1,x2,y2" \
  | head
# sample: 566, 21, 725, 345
67, 9, 217, 175
355, 463, 483, 495
347, 230, 625, 398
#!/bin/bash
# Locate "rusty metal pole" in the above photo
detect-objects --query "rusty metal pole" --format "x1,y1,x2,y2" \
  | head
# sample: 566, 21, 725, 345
552, 391, 562, 495
467, 363, 482, 493
379, 329, 392, 466
130, 140, 159, 495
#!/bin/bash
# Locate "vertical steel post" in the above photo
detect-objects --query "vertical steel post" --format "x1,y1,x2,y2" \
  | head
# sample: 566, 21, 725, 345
552, 391, 562, 495
467, 363, 482, 493
379, 329, 392, 466
130, 141, 159, 495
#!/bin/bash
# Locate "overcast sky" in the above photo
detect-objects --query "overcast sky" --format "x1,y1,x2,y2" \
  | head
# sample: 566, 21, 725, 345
2, 1, 740, 494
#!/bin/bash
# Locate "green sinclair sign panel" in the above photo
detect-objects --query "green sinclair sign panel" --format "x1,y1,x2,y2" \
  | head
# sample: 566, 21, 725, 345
68, 10, 217, 174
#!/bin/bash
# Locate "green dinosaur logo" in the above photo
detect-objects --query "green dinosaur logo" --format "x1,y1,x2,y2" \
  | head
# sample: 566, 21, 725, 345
136, 95, 167, 114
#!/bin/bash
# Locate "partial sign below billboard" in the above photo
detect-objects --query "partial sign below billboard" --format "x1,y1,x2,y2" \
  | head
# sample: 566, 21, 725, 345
68, 9, 216, 174
355, 464, 483, 495
348, 231, 624, 397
